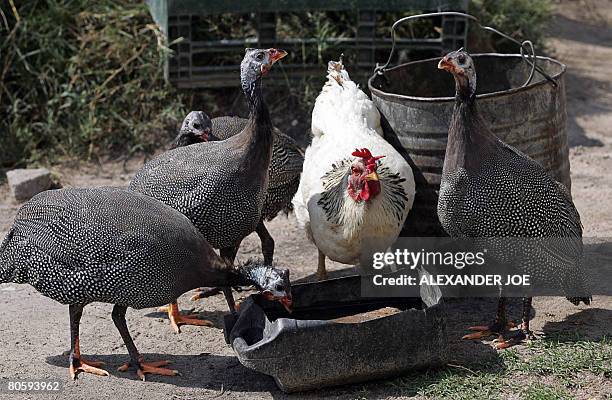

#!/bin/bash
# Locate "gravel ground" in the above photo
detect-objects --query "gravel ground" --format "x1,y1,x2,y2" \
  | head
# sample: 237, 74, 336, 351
0, 1, 611, 399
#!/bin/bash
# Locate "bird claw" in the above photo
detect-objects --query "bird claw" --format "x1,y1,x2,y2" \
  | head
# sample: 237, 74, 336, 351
166, 302, 213, 333
118, 359, 178, 380
462, 330, 491, 340
69, 358, 110, 380
169, 314, 214, 334
190, 287, 222, 302
493, 330, 528, 350
463, 320, 516, 340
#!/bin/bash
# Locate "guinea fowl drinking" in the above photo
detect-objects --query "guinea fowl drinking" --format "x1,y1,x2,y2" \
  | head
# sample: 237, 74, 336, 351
293, 59, 415, 280
173, 110, 304, 265
0, 187, 292, 380
129, 48, 287, 332
437, 49, 591, 348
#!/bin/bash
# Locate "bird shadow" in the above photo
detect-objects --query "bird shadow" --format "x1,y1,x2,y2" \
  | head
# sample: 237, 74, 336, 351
45, 352, 280, 392
541, 308, 612, 342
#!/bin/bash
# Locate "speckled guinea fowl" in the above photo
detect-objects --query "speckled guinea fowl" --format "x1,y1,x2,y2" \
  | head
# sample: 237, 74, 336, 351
437, 49, 591, 349
0, 187, 292, 380
173, 111, 304, 263
129, 48, 287, 329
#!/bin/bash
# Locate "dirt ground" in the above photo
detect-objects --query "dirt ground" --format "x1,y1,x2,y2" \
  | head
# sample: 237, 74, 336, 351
1, 1, 611, 399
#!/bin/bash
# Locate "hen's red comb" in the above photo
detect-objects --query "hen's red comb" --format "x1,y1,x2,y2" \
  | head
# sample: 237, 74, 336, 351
352, 148, 385, 168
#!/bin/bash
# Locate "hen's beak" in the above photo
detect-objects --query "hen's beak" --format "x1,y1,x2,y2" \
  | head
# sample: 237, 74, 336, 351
364, 172, 379, 182
268, 48, 288, 64
280, 295, 293, 313
438, 56, 453, 71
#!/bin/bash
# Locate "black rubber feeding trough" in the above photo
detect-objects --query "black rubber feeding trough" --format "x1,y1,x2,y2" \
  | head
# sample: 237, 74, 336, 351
223, 275, 447, 393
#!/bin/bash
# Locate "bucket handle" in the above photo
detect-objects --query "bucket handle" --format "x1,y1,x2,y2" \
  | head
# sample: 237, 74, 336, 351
374, 11, 557, 88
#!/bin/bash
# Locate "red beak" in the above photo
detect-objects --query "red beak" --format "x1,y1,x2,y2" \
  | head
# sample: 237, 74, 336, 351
438, 56, 454, 72
268, 48, 288, 64
280, 295, 293, 313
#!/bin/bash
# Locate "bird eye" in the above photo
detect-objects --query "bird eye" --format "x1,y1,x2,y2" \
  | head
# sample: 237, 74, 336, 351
457, 55, 466, 64
256, 52, 265, 61
193, 123, 201, 130
275, 284, 283, 291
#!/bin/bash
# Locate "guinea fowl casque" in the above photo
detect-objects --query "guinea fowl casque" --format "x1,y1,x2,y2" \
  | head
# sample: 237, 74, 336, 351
171, 111, 212, 148
293, 59, 416, 280
173, 111, 304, 264
0, 187, 291, 380
129, 48, 287, 332
437, 49, 591, 348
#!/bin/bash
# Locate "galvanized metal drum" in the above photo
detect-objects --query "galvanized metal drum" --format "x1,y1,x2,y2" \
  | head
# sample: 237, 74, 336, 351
368, 12, 570, 235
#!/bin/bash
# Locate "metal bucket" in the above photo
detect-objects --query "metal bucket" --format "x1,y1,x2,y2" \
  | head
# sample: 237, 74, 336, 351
368, 13, 570, 235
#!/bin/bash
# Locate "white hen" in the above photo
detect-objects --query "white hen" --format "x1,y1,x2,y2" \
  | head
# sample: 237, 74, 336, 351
293, 59, 416, 280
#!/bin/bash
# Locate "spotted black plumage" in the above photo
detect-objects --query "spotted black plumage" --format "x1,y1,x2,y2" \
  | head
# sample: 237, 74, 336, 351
0, 187, 291, 379
208, 116, 304, 220
129, 49, 287, 316
437, 49, 590, 347
170, 112, 303, 267
0, 188, 290, 307
129, 49, 282, 252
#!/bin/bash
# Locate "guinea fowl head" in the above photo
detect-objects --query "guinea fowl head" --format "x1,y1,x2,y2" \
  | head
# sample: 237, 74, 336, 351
438, 48, 477, 101
172, 111, 212, 148
240, 48, 287, 90
347, 148, 385, 203
239, 261, 293, 312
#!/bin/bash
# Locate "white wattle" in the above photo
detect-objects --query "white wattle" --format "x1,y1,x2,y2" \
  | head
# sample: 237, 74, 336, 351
293, 62, 416, 265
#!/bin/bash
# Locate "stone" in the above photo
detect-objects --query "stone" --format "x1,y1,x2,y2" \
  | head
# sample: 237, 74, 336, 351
6, 168, 56, 201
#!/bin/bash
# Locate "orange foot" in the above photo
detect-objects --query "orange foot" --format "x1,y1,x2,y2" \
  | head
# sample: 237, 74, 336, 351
462, 321, 516, 340
70, 358, 109, 380
190, 287, 221, 302
166, 302, 213, 334
118, 358, 179, 381
493, 329, 530, 350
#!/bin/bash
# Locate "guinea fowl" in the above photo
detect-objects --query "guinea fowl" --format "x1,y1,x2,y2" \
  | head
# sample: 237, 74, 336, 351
293, 59, 415, 280
173, 111, 304, 264
171, 111, 212, 148
129, 48, 287, 332
0, 187, 292, 380
437, 49, 591, 348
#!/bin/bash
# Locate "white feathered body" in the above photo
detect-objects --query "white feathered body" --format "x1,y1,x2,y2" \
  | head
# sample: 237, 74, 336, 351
293, 62, 415, 265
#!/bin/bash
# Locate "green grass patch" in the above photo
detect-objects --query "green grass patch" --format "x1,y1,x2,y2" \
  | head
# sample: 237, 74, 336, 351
388, 334, 611, 399
391, 366, 508, 400
1, 0, 185, 167
509, 335, 612, 388
521, 383, 574, 400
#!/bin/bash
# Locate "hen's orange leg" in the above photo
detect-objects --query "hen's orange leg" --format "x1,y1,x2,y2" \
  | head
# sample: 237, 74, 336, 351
68, 305, 109, 380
